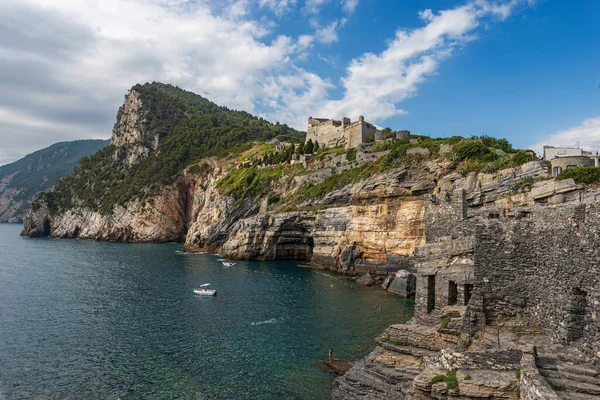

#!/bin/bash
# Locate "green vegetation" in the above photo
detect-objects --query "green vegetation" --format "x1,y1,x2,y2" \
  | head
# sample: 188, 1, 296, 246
556, 166, 600, 184
188, 162, 212, 176
473, 333, 480, 340
346, 148, 357, 162
454, 141, 493, 162
464, 375, 471, 381
440, 311, 461, 329
515, 367, 521, 379
381, 336, 401, 346
238, 142, 276, 160
440, 316, 452, 329
313, 146, 345, 160
292, 163, 376, 203
0, 139, 109, 220
429, 370, 459, 391
514, 387, 521, 398
381, 135, 463, 168
304, 139, 314, 154
216, 165, 284, 202
39, 83, 304, 214
370, 141, 392, 152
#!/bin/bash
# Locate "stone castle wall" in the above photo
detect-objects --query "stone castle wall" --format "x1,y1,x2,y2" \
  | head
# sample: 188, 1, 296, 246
307, 116, 376, 149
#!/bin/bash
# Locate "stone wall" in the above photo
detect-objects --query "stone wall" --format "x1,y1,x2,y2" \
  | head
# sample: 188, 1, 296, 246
551, 155, 594, 177
306, 116, 376, 149
475, 204, 600, 362
413, 236, 476, 317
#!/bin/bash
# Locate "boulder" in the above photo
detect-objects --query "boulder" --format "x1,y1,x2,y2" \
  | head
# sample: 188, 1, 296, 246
356, 273, 375, 286
381, 274, 394, 290
387, 270, 416, 297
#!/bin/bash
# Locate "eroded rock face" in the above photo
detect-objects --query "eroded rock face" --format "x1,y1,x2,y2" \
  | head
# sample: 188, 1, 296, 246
111, 90, 146, 148
25, 181, 193, 242
111, 90, 155, 165
221, 212, 314, 260
21, 204, 51, 237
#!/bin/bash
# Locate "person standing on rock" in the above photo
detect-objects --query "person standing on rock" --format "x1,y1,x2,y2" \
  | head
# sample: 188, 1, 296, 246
329, 348, 333, 362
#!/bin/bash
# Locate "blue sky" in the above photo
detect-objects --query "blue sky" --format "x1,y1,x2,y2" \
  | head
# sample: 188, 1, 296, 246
0, 0, 599, 164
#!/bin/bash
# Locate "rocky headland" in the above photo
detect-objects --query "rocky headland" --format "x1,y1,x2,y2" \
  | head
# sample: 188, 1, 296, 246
21, 83, 600, 399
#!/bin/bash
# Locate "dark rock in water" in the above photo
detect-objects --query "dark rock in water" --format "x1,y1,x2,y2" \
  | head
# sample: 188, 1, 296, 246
387, 270, 416, 297
21, 205, 51, 237
381, 274, 394, 290
338, 244, 362, 272
356, 273, 375, 286
323, 359, 352, 375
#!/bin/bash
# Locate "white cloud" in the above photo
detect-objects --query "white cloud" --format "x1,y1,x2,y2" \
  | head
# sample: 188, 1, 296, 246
257, 0, 297, 16
315, 19, 345, 43
310, 0, 529, 122
304, 0, 329, 14
0, 0, 531, 165
529, 117, 600, 153
0, 0, 311, 164
342, 0, 358, 14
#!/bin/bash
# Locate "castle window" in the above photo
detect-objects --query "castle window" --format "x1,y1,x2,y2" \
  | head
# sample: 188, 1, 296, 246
427, 275, 436, 313
448, 281, 457, 306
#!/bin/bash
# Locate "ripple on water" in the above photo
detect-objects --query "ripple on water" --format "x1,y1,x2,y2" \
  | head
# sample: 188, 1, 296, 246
0, 224, 414, 399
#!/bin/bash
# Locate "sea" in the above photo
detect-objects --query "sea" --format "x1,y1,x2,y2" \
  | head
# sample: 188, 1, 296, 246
0, 224, 413, 399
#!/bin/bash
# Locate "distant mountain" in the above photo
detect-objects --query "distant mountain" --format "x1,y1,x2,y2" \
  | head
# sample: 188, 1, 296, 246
0, 139, 109, 222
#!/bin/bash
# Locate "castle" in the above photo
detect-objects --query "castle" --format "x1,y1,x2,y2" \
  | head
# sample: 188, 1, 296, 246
307, 116, 377, 149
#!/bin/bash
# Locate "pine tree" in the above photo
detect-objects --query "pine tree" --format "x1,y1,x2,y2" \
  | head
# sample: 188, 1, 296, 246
304, 139, 314, 154
296, 142, 304, 155
314, 141, 320, 152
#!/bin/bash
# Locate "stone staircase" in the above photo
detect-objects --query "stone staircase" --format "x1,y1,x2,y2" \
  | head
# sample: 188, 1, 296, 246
536, 349, 600, 400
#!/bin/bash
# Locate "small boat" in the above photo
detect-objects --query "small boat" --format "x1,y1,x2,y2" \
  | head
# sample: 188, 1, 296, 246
194, 283, 216, 296
222, 262, 236, 267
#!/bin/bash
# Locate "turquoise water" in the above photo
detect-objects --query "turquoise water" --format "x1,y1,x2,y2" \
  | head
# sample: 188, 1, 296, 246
0, 224, 413, 399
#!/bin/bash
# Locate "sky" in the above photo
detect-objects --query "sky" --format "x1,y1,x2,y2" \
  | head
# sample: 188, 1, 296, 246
0, 0, 599, 165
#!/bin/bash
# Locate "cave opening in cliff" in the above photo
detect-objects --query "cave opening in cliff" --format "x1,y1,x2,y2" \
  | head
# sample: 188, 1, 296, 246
567, 288, 588, 342
426, 275, 436, 313
464, 284, 473, 306
448, 281, 457, 306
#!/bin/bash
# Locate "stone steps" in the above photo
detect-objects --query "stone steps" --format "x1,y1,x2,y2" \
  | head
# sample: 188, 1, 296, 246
556, 391, 600, 400
536, 350, 600, 400
537, 359, 600, 378
539, 368, 600, 386
544, 378, 600, 396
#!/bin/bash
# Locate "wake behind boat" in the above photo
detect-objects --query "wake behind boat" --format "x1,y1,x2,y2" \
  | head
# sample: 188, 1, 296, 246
194, 283, 216, 296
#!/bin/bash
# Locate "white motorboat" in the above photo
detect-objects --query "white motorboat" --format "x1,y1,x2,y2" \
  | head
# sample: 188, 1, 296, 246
222, 262, 236, 267
194, 283, 216, 296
